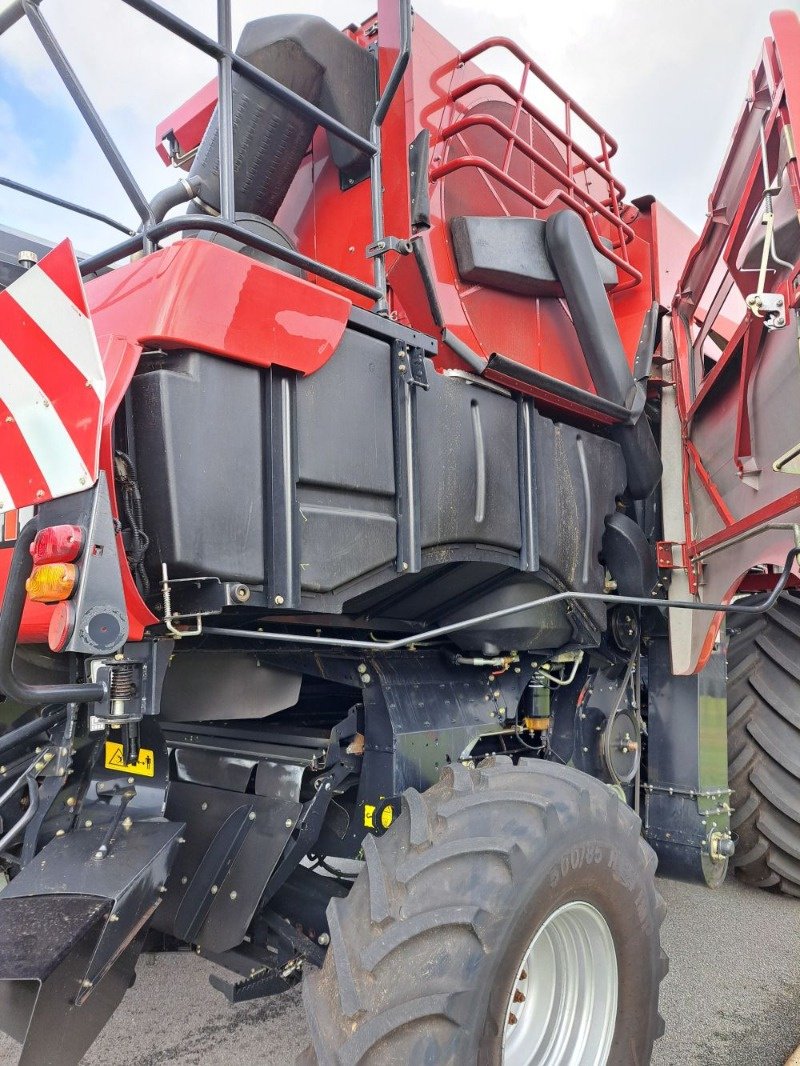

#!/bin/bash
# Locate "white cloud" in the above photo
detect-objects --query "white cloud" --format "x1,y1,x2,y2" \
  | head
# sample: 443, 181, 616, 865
0, 0, 782, 252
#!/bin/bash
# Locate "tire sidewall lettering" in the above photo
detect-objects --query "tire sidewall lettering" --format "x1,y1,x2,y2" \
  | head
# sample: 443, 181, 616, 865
548, 840, 607, 888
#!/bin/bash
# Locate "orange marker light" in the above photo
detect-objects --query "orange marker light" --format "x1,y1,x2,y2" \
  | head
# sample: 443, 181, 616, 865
25, 563, 78, 603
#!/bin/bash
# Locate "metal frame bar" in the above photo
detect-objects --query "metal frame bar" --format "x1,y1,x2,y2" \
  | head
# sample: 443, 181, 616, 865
79, 214, 382, 301
368, 0, 412, 311
2, 0, 414, 307
21, 0, 153, 229
0, 176, 135, 235
204, 547, 800, 653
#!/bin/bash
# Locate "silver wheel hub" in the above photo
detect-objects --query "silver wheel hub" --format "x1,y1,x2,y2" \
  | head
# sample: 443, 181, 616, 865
502, 901, 618, 1066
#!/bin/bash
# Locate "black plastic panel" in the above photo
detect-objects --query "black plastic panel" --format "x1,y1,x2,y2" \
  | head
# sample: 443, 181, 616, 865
129, 315, 626, 649
295, 330, 397, 592
130, 351, 264, 582
417, 376, 522, 553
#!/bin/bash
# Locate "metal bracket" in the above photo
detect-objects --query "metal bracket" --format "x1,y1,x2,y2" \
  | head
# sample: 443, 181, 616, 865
366, 235, 414, 259
398, 345, 429, 390
746, 290, 786, 329
656, 540, 700, 594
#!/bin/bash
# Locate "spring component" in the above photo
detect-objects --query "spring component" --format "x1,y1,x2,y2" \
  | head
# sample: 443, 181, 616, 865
109, 662, 136, 701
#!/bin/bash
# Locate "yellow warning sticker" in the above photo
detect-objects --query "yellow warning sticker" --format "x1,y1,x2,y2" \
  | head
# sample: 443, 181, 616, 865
104, 741, 155, 777
363, 803, 376, 829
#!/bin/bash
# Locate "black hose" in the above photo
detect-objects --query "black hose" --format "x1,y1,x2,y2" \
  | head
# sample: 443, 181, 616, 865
147, 176, 200, 225
0, 706, 67, 758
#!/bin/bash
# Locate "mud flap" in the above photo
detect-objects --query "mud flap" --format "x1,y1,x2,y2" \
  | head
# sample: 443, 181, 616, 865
0, 819, 184, 1065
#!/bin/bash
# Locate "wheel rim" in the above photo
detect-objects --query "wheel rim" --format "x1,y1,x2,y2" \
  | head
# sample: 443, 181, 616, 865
502, 901, 618, 1066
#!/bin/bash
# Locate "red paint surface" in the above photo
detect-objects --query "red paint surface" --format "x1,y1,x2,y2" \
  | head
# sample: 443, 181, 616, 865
86, 239, 351, 372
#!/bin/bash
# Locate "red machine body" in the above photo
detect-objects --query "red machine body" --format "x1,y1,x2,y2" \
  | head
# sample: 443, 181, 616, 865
1, 5, 799, 677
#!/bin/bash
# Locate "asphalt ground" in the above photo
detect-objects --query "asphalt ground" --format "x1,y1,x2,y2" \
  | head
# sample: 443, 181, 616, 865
1, 872, 794, 1066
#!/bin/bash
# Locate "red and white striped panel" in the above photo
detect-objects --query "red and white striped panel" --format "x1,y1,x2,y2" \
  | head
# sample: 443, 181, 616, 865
0, 506, 35, 545
0, 239, 105, 512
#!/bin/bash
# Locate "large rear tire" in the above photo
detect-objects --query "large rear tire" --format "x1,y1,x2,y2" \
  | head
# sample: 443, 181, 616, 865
301, 757, 666, 1065
727, 593, 800, 896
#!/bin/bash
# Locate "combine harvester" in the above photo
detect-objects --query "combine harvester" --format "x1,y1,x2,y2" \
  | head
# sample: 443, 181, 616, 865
0, 1, 798, 1062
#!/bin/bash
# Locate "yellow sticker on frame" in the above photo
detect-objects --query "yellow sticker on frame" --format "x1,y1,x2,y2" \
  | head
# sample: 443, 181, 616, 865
104, 741, 155, 777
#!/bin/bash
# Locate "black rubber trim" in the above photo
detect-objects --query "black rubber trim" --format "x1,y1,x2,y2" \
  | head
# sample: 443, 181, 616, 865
442, 328, 488, 374
411, 239, 445, 329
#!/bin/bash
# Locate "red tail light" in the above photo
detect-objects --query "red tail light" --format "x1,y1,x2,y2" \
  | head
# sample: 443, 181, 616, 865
30, 524, 84, 565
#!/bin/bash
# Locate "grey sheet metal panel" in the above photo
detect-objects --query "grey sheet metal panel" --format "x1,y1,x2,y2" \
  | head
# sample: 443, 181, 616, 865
0, 894, 143, 1066
644, 635, 732, 886
1, 819, 184, 989
160, 650, 302, 722
154, 779, 300, 954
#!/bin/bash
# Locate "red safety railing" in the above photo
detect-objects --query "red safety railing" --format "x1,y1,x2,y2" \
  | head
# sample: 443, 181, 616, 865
430, 37, 641, 289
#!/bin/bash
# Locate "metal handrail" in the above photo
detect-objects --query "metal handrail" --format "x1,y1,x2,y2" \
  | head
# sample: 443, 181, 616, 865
457, 37, 620, 158
432, 35, 640, 290
79, 214, 383, 302
0, 176, 135, 236
1, 0, 412, 306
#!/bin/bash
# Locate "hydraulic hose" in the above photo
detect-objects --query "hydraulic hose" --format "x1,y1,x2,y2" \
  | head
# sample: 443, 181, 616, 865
0, 705, 67, 758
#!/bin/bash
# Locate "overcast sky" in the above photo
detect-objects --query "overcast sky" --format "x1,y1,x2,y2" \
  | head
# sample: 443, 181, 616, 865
0, 0, 783, 253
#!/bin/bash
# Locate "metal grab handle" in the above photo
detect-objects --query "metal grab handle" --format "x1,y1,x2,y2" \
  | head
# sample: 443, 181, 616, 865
0, 522, 106, 706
